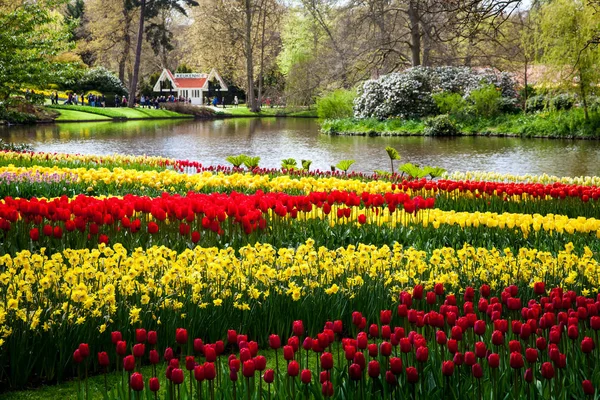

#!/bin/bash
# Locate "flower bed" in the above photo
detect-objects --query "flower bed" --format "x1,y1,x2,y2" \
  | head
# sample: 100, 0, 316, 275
0, 151, 598, 398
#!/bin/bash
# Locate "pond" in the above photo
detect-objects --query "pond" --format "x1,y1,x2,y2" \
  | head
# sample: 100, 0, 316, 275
1, 117, 600, 177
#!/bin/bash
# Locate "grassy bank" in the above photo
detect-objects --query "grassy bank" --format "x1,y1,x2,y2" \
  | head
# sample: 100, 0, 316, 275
47, 105, 191, 121
223, 106, 317, 118
322, 109, 600, 138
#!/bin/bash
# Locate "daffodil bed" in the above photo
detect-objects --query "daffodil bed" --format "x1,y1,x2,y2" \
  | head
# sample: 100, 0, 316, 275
1, 151, 599, 399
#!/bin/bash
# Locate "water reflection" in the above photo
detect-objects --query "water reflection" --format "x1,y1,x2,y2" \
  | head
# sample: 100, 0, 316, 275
1, 118, 600, 176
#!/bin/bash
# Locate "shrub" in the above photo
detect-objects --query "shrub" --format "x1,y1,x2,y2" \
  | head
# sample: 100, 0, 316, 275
0, 138, 33, 151
550, 94, 575, 111
423, 114, 460, 136
161, 103, 216, 118
316, 89, 355, 119
498, 97, 521, 114
469, 85, 502, 118
526, 95, 548, 112
432, 92, 467, 116
354, 66, 518, 120
75, 67, 128, 96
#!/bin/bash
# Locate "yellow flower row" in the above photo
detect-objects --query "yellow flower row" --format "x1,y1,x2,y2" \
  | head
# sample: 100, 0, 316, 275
0, 241, 597, 342
0, 151, 177, 168
0, 165, 397, 194
443, 170, 600, 186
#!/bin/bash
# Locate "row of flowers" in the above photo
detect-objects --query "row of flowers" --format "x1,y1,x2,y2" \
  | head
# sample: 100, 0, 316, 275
1, 240, 599, 385
61, 284, 600, 398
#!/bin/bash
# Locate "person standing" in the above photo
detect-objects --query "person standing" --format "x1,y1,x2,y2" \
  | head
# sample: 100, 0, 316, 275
234, 95, 239, 107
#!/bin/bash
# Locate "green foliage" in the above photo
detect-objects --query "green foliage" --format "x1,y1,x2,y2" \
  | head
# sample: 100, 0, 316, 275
75, 67, 128, 96
0, 139, 33, 152
423, 115, 460, 136
175, 64, 194, 73
423, 166, 447, 179
301, 159, 312, 171
374, 170, 392, 178
469, 85, 502, 118
243, 156, 261, 169
432, 92, 467, 116
526, 95, 548, 112
398, 163, 427, 179
316, 89, 355, 119
281, 158, 298, 170
335, 159, 355, 173
225, 155, 248, 168
550, 94, 575, 111
385, 146, 400, 161
0, 1, 73, 99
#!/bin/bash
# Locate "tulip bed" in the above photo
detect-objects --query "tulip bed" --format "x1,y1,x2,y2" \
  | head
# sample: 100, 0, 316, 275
1, 151, 599, 399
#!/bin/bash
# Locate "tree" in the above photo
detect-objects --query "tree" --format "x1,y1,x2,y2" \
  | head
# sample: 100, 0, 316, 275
128, 0, 199, 107
536, 0, 600, 120
0, 0, 72, 99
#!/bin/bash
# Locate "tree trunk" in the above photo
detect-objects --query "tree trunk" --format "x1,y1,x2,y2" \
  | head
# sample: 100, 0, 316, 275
257, 4, 267, 111
579, 71, 589, 121
245, 0, 258, 112
422, 22, 432, 67
523, 58, 528, 112
118, 8, 132, 84
128, 0, 146, 108
408, 0, 420, 67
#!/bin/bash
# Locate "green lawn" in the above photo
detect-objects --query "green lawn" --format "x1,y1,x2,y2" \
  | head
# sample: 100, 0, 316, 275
223, 107, 317, 118
48, 105, 191, 120
54, 109, 112, 121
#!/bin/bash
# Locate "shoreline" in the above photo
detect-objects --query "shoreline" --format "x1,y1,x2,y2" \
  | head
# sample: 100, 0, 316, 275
323, 129, 600, 140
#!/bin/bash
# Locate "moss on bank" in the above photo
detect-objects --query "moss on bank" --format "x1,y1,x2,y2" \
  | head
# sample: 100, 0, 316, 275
321, 109, 600, 138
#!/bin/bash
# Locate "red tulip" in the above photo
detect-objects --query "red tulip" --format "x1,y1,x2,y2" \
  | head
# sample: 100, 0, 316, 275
194, 338, 204, 353
353, 352, 366, 370
524, 368, 533, 383
474, 320, 486, 336
147, 331, 157, 345
322, 380, 334, 397
164, 347, 174, 361
369, 324, 379, 338
442, 361, 454, 376
301, 369, 312, 384
368, 360, 380, 378
185, 356, 196, 371
287, 360, 299, 377
263, 369, 275, 384
534, 282, 546, 295
149, 350, 159, 365
380, 341, 392, 357
204, 345, 216, 362
194, 365, 205, 381
475, 342, 486, 359
149, 377, 160, 392
269, 334, 281, 349
581, 337, 594, 353
283, 345, 294, 361
98, 352, 109, 367
293, 320, 304, 336
349, 363, 362, 380
78, 343, 89, 358
133, 343, 145, 358
591, 316, 600, 330
416, 346, 428, 363
380, 310, 392, 325
436, 330, 447, 345
491, 330, 504, 346
242, 360, 255, 378
321, 352, 333, 370
541, 362, 554, 379
171, 368, 184, 384
204, 362, 216, 380
525, 348, 538, 364
123, 355, 135, 371
453, 352, 464, 366
228, 330, 238, 344
510, 352, 524, 369
464, 352, 476, 367
582, 380, 595, 395
434, 283, 444, 296
136, 328, 147, 343
111, 331, 122, 344
472, 363, 483, 379
73, 349, 83, 364
130, 372, 144, 391
488, 353, 500, 369
176, 328, 188, 344
406, 367, 418, 383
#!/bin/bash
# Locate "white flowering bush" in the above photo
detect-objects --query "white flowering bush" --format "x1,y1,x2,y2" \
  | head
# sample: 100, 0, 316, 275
354, 66, 517, 119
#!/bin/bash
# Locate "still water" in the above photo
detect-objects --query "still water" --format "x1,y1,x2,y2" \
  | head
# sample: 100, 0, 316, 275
1, 118, 599, 176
